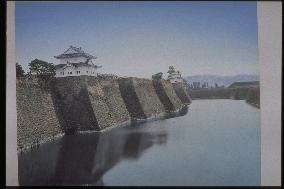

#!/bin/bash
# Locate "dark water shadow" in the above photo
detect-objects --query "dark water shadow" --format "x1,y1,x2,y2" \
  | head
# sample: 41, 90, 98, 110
18, 123, 169, 186
18, 104, 190, 186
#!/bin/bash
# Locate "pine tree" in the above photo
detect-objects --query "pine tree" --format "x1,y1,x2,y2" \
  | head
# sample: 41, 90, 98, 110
16, 62, 25, 78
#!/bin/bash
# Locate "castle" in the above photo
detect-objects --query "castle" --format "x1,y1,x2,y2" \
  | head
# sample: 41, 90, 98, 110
54, 46, 101, 77
167, 66, 183, 83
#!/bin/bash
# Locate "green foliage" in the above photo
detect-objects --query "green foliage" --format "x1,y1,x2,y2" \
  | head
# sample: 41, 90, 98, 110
27, 59, 56, 88
16, 62, 25, 77
192, 82, 200, 89
152, 72, 163, 80
28, 59, 55, 77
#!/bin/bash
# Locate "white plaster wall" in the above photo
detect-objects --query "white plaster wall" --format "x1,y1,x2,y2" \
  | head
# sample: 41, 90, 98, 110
170, 77, 183, 83
55, 68, 66, 78
79, 66, 98, 76
64, 66, 76, 76
55, 66, 98, 77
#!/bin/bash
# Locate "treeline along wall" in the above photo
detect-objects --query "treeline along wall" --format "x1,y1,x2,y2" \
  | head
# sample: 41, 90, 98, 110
188, 86, 260, 108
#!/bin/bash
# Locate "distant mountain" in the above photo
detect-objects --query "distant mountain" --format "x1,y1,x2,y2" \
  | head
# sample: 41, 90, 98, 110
185, 74, 259, 87
228, 81, 260, 88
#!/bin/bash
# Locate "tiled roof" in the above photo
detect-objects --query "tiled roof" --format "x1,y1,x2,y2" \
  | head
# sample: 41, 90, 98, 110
70, 62, 100, 68
54, 64, 66, 69
54, 46, 96, 59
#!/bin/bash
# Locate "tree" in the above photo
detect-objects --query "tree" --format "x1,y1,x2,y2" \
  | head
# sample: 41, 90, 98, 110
202, 82, 207, 88
152, 72, 163, 80
29, 59, 55, 77
197, 82, 200, 89
16, 62, 25, 78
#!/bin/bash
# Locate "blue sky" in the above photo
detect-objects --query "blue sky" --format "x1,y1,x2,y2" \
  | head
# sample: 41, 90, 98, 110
16, 2, 258, 78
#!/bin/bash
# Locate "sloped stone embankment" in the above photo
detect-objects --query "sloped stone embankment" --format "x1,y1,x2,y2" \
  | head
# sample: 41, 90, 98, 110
17, 79, 63, 151
17, 76, 192, 151
152, 79, 184, 112
172, 83, 192, 104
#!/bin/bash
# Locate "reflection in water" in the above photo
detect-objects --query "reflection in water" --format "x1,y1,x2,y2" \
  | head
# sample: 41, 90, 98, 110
19, 100, 260, 186
164, 105, 188, 119
19, 123, 168, 186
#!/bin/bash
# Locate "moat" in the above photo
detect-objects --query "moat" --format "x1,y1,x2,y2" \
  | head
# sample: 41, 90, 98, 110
18, 99, 260, 186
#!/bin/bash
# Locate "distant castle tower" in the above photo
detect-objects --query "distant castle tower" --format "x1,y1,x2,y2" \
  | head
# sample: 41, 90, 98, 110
167, 66, 183, 83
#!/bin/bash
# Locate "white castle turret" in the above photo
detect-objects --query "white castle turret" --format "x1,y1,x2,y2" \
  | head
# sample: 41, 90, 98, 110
167, 66, 183, 83
54, 45, 102, 77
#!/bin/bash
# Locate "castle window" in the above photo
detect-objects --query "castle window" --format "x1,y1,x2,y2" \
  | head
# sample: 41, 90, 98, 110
86, 71, 88, 73
70, 72, 72, 74
76, 71, 80, 74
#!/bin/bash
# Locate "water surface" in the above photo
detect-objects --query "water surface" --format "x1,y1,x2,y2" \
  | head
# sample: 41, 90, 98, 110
19, 99, 260, 186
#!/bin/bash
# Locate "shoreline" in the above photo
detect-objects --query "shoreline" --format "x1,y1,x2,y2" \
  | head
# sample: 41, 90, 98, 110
246, 101, 260, 109
17, 105, 189, 154
17, 133, 65, 154
17, 76, 192, 154
191, 98, 260, 109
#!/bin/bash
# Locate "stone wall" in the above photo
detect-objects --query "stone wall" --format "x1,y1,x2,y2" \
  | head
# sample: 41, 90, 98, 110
52, 76, 131, 131
232, 87, 250, 100
132, 78, 166, 118
172, 83, 192, 104
17, 79, 63, 151
118, 78, 147, 120
51, 76, 100, 133
87, 77, 131, 130
246, 87, 260, 108
17, 76, 192, 150
188, 86, 260, 109
188, 88, 235, 99
188, 87, 253, 101
153, 79, 183, 112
